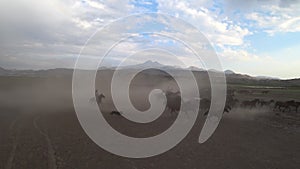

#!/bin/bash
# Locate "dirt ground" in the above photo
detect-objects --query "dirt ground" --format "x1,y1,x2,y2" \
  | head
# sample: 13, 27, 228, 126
0, 71, 299, 169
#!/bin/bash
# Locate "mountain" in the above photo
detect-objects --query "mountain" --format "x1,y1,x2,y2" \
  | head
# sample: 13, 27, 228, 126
255, 76, 280, 80
120, 60, 179, 70
224, 70, 235, 74
1, 61, 299, 87
188, 66, 205, 71
126, 60, 165, 68
0, 68, 73, 77
0, 67, 7, 75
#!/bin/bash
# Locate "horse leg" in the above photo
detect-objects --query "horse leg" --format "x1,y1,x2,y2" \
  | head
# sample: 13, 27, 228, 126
283, 106, 289, 113
279, 106, 283, 112
287, 106, 291, 112
281, 106, 285, 112
274, 104, 280, 111
170, 108, 174, 116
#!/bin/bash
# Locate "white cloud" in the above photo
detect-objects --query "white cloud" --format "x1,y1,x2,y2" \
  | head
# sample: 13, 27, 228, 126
85, 0, 106, 10
0, 0, 136, 69
72, 18, 93, 29
219, 47, 272, 62
157, 0, 251, 47
221, 0, 300, 34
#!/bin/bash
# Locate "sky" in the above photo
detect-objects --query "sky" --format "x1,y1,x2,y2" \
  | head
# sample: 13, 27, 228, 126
0, 0, 300, 79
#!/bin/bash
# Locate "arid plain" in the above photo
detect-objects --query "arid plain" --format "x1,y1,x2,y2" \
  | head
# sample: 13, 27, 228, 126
0, 69, 299, 169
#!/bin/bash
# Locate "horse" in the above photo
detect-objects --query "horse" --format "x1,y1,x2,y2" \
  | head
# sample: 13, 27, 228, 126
237, 90, 252, 95
226, 93, 239, 108
204, 104, 232, 116
293, 102, 300, 113
227, 89, 235, 97
261, 90, 269, 94
95, 90, 105, 103
110, 111, 122, 116
241, 99, 260, 109
284, 100, 300, 113
96, 93, 105, 104
199, 98, 211, 110
89, 90, 105, 105
164, 90, 181, 115
273, 101, 290, 112
258, 99, 274, 107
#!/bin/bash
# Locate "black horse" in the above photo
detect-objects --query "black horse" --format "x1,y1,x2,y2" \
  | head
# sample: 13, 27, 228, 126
110, 111, 122, 116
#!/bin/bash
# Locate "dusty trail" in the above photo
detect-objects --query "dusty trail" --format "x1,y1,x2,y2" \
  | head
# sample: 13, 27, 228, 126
5, 117, 21, 169
33, 116, 57, 169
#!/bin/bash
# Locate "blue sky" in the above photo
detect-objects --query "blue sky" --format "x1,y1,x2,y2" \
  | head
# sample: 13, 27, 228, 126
0, 0, 299, 78
131, 0, 158, 12
246, 32, 300, 53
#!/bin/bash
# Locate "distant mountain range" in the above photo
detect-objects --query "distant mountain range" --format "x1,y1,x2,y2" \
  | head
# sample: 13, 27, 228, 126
116, 60, 181, 70
0, 60, 299, 87
0, 68, 73, 77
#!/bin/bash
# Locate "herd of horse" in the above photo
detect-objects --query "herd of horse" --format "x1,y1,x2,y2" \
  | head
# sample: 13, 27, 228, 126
91, 89, 300, 117
240, 99, 300, 112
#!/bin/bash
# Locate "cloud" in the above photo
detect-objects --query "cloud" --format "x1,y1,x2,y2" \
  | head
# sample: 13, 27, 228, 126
219, 46, 273, 62
157, 0, 251, 47
0, 0, 135, 69
219, 0, 300, 34
278, 0, 300, 8
245, 4, 300, 34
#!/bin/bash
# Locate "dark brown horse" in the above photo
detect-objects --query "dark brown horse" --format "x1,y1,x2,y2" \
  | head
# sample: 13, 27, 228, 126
164, 90, 181, 114
281, 100, 300, 112
89, 90, 105, 105
274, 101, 290, 112
226, 93, 239, 108
200, 98, 211, 113
237, 90, 252, 95
258, 99, 274, 107
291, 101, 300, 112
241, 99, 260, 109
95, 90, 105, 104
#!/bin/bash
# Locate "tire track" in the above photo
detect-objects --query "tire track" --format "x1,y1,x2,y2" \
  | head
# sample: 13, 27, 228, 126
33, 116, 57, 169
5, 117, 21, 169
